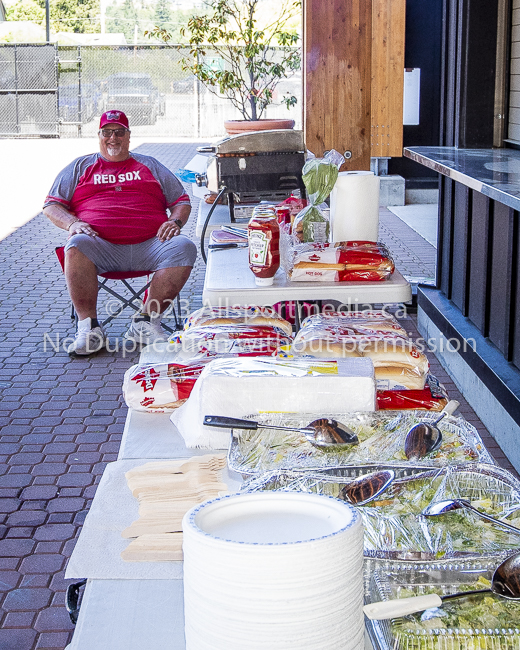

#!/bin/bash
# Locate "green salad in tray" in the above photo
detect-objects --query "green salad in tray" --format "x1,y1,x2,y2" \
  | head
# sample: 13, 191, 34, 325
361, 467, 520, 559
394, 577, 520, 633
369, 563, 520, 650
228, 411, 491, 475
242, 464, 520, 560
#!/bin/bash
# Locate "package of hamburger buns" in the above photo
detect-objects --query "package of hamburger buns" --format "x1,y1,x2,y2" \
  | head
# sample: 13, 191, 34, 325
171, 324, 292, 357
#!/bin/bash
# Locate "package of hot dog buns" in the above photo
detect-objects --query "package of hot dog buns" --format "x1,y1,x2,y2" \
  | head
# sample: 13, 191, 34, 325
183, 305, 293, 337
170, 324, 292, 358
289, 311, 429, 390
123, 361, 211, 412
376, 374, 449, 411
282, 239, 395, 281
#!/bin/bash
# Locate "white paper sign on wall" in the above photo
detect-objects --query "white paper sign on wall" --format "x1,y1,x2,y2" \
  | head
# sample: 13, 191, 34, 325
403, 68, 420, 125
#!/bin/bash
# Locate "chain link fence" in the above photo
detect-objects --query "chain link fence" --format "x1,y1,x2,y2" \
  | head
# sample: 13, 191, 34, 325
0, 43, 301, 139
0, 43, 58, 136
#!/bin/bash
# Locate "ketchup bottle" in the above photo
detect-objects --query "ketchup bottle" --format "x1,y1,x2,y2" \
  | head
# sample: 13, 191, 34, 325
248, 205, 280, 286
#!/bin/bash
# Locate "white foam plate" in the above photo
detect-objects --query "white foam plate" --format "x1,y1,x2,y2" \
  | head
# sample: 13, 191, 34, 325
187, 492, 357, 544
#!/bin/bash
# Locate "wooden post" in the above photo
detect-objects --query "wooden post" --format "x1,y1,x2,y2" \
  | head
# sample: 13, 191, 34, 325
303, 0, 372, 170
303, 0, 406, 169
371, 0, 405, 158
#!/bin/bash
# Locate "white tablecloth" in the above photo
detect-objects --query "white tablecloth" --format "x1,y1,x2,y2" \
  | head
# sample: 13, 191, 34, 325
203, 246, 412, 306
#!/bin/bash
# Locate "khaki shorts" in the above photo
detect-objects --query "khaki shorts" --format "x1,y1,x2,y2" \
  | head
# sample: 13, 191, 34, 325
64, 234, 197, 274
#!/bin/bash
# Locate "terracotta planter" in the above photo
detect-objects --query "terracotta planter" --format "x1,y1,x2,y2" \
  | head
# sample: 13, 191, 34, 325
224, 118, 295, 135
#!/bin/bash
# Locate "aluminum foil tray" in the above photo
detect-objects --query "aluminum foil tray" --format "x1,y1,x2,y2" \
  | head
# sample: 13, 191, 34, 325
242, 463, 520, 561
366, 559, 520, 650
227, 410, 493, 477
241, 465, 429, 494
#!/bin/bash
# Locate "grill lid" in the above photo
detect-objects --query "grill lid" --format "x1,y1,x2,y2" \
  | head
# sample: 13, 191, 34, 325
197, 129, 305, 155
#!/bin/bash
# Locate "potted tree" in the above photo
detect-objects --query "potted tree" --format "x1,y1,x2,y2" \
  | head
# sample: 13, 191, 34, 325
148, 0, 301, 134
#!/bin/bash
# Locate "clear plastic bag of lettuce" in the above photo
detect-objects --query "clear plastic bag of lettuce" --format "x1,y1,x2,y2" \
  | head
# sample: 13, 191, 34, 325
293, 149, 344, 243
303, 149, 344, 204
292, 205, 329, 243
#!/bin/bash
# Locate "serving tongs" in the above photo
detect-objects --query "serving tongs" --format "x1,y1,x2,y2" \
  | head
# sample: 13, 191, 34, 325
208, 243, 248, 251
203, 415, 359, 449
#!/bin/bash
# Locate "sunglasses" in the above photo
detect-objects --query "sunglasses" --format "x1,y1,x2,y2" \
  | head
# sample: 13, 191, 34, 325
100, 128, 129, 138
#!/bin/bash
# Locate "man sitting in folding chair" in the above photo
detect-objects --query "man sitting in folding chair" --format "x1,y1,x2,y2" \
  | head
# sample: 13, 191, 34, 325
43, 109, 197, 356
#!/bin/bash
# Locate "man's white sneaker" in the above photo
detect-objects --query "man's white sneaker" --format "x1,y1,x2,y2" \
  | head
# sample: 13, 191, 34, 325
68, 318, 107, 356
124, 314, 166, 345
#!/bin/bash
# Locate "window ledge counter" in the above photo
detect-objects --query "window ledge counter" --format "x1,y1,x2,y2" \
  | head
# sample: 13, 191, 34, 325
404, 146, 520, 211
404, 146, 520, 474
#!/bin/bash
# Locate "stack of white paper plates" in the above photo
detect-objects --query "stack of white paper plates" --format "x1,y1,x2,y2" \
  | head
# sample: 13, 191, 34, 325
183, 492, 364, 650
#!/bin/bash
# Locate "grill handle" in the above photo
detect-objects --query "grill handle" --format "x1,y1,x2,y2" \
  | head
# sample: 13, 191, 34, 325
195, 172, 207, 187
197, 146, 216, 153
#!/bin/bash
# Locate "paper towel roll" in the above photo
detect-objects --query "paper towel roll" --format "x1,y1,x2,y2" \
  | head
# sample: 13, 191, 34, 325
330, 171, 380, 242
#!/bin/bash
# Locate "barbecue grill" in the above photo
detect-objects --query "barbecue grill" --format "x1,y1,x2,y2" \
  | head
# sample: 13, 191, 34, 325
196, 129, 306, 221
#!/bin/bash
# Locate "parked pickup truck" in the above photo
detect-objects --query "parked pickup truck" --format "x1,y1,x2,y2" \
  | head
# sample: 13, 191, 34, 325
59, 83, 102, 124
103, 73, 165, 125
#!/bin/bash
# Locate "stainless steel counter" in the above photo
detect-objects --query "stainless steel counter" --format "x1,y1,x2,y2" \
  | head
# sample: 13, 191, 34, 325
404, 145, 520, 473
404, 146, 520, 212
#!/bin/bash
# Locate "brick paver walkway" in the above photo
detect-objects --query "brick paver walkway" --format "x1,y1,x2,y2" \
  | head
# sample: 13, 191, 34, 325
0, 143, 202, 650
0, 143, 515, 650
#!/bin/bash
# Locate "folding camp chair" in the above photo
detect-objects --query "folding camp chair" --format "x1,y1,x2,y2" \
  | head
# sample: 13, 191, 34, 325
55, 246, 181, 332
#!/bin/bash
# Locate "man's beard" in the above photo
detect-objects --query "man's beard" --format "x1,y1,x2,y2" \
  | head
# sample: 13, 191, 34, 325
107, 144, 122, 156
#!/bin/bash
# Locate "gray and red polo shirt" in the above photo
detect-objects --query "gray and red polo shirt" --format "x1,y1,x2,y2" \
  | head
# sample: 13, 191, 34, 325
44, 152, 190, 245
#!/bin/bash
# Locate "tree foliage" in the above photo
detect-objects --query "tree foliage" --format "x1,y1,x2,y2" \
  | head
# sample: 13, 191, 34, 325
6, 0, 100, 33
141, 6, 193, 44
147, 0, 301, 121
106, 0, 140, 42
6, 0, 44, 24
154, 0, 171, 27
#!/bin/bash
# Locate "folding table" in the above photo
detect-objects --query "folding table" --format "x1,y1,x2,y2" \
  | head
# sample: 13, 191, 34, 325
66, 350, 381, 649
202, 246, 412, 328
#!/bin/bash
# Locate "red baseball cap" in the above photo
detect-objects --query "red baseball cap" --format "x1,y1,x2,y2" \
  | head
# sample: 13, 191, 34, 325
99, 110, 129, 130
